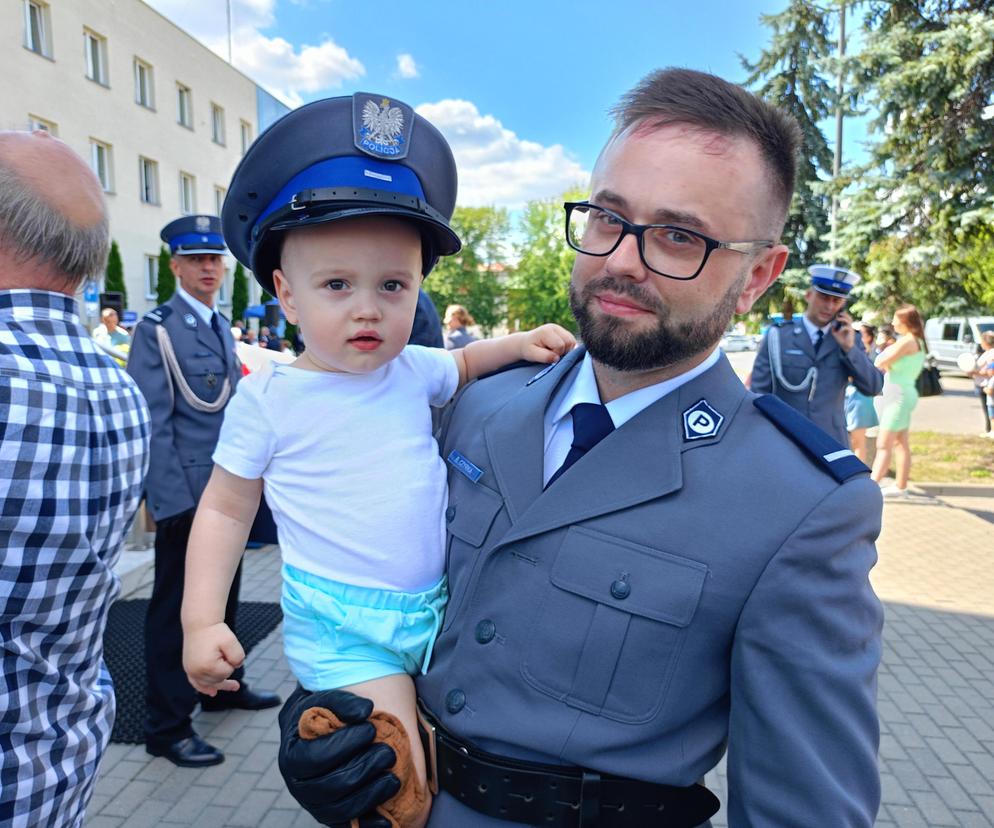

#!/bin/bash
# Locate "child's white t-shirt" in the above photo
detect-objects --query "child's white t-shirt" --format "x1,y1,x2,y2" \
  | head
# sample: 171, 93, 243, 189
213, 345, 459, 593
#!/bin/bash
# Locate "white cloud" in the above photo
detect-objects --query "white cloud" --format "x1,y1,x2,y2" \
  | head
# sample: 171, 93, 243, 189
145, 0, 363, 107
395, 53, 419, 79
415, 100, 589, 208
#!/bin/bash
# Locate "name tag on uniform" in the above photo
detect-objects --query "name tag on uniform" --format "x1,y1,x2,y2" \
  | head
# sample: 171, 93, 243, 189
447, 450, 483, 482
786, 348, 805, 355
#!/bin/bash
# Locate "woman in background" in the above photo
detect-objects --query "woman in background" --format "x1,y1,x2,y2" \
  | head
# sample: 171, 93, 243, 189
871, 306, 927, 497
846, 323, 879, 463
443, 304, 478, 350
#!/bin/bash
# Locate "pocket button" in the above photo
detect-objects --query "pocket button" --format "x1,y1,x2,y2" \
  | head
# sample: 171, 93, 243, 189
475, 619, 496, 644
445, 506, 456, 522
610, 579, 631, 600
445, 689, 466, 714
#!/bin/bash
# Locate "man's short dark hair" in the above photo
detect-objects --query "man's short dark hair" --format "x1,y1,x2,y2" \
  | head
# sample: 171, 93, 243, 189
610, 68, 802, 231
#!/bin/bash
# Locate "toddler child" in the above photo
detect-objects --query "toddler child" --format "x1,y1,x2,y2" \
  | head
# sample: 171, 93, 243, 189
180, 93, 574, 828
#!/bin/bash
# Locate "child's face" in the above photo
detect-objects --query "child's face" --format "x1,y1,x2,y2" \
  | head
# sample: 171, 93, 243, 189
273, 216, 423, 373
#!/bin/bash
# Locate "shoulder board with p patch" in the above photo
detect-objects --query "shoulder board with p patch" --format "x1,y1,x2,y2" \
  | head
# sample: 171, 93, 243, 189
753, 394, 869, 483
143, 306, 172, 325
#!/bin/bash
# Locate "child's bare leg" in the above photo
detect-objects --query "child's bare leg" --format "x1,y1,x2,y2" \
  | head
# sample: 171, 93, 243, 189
343, 673, 427, 794
306, 673, 426, 828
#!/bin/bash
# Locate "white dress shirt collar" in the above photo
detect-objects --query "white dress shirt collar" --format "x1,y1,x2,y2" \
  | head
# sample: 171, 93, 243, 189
176, 284, 217, 327
550, 346, 722, 432
801, 314, 831, 345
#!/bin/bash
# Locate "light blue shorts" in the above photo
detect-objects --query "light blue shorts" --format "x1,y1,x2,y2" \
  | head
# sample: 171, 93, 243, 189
281, 563, 448, 691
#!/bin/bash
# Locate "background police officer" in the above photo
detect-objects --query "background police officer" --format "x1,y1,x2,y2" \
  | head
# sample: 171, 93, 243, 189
127, 216, 279, 768
751, 265, 883, 444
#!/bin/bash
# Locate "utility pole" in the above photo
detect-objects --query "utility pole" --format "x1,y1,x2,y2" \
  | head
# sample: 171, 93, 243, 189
831, 2, 846, 265
226, 0, 233, 63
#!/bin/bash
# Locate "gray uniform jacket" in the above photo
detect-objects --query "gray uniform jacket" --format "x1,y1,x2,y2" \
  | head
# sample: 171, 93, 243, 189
751, 322, 883, 444
126, 294, 240, 522
419, 347, 883, 827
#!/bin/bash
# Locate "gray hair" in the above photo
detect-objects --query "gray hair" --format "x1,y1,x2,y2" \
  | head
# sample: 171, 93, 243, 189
0, 162, 109, 291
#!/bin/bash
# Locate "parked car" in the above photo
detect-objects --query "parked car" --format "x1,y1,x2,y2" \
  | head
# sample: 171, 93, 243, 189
720, 332, 756, 352
924, 316, 994, 370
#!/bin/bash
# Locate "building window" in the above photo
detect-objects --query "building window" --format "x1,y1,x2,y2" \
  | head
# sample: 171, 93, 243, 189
90, 140, 113, 192
134, 58, 154, 108
179, 172, 196, 214
214, 185, 226, 215
28, 114, 57, 134
240, 120, 252, 155
84, 29, 108, 86
144, 254, 158, 299
139, 157, 159, 204
177, 83, 192, 128
24, 1, 51, 57
211, 103, 226, 145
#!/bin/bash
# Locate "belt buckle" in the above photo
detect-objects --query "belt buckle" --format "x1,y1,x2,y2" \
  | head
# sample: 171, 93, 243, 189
415, 701, 439, 796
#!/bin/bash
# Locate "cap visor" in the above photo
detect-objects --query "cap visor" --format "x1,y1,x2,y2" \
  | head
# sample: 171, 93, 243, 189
813, 286, 850, 298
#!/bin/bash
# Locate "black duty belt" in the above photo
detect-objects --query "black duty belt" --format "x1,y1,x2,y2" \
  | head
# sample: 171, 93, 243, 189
416, 701, 720, 828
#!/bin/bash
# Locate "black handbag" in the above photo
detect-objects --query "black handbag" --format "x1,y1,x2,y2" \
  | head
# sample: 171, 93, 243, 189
916, 355, 943, 397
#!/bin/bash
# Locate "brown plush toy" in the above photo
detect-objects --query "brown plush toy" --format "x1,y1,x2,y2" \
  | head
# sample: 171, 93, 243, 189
298, 706, 428, 828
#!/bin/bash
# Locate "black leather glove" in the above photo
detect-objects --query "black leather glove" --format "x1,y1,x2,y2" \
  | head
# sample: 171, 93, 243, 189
278, 685, 401, 827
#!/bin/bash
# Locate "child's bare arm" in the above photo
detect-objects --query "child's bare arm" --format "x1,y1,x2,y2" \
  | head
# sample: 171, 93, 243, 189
449, 324, 576, 388
181, 465, 263, 695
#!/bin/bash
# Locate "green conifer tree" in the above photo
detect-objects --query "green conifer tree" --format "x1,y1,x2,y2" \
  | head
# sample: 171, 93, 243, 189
232, 262, 249, 324
104, 240, 127, 307
156, 246, 175, 305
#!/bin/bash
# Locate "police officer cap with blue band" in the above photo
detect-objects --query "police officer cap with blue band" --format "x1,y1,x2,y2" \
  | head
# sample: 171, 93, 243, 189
808, 264, 861, 299
222, 92, 462, 295
161, 215, 227, 255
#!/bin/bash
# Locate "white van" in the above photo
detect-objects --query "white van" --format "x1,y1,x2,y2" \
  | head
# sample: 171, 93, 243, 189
924, 316, 994, 369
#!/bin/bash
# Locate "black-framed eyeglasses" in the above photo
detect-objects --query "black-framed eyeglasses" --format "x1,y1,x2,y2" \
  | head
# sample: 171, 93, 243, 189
563, 201, 774, 281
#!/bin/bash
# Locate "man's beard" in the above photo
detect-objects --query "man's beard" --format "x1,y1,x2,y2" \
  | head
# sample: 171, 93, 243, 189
569, 272, 744, 372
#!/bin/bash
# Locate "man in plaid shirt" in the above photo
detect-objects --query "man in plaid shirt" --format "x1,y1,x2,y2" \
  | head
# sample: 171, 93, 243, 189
0, 130, 150, 828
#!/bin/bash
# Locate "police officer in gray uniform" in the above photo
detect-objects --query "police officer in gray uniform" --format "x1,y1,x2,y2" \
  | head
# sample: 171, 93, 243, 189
127, 216, 279, 769
274, 70, 884, 828
751, 265, 883, 445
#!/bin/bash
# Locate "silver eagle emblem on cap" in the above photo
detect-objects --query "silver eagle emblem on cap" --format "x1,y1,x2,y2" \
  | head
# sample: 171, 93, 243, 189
195, 215, 211, 231
362, 99, 404, 146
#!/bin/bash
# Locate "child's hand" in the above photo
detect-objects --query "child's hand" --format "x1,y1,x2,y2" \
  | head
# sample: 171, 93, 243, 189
519, 324, 576, 364
183, 622, 245, 696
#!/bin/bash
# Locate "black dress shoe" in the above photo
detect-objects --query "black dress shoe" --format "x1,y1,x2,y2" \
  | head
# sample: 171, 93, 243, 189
146, 734, 224, 768
199, 686, 281, 712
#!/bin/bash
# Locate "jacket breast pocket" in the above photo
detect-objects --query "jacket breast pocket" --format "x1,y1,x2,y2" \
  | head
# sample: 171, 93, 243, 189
442, 474, 503, 632
182, 358, 227, 402
521, 526, 707, 723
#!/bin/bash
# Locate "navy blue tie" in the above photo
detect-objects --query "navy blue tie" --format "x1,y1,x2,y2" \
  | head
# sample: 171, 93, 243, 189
814, 329, 825, 353
547, 403, 615, 487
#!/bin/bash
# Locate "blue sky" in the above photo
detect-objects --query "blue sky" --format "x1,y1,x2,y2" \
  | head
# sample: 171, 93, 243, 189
147, 0, 865, 208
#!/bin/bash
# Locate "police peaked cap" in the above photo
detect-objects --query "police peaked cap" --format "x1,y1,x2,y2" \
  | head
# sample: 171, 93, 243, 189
161, 215, 227, 255
808, 264, 861, 298
222, 92, 462, 295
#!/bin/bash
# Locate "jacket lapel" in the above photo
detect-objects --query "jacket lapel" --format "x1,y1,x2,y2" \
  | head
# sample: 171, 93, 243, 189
483, 349, 583, 524
792, 323, 816, 360
490, 353, 747, 548
173, 295, 226, 361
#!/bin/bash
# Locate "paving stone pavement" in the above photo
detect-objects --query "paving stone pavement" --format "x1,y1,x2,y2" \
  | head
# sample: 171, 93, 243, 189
88, 492, 994, 827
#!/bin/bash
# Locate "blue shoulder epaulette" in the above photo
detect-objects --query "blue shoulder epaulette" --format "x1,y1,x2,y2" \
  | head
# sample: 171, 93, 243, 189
753, 394, 869, 483
143, 306, 172, 324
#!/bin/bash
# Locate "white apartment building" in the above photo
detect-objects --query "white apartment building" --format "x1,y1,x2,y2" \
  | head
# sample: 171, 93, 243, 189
1, 0, 290, 323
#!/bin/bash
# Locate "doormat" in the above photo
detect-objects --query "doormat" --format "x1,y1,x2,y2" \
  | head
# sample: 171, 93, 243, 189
103, 599, 282, 743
